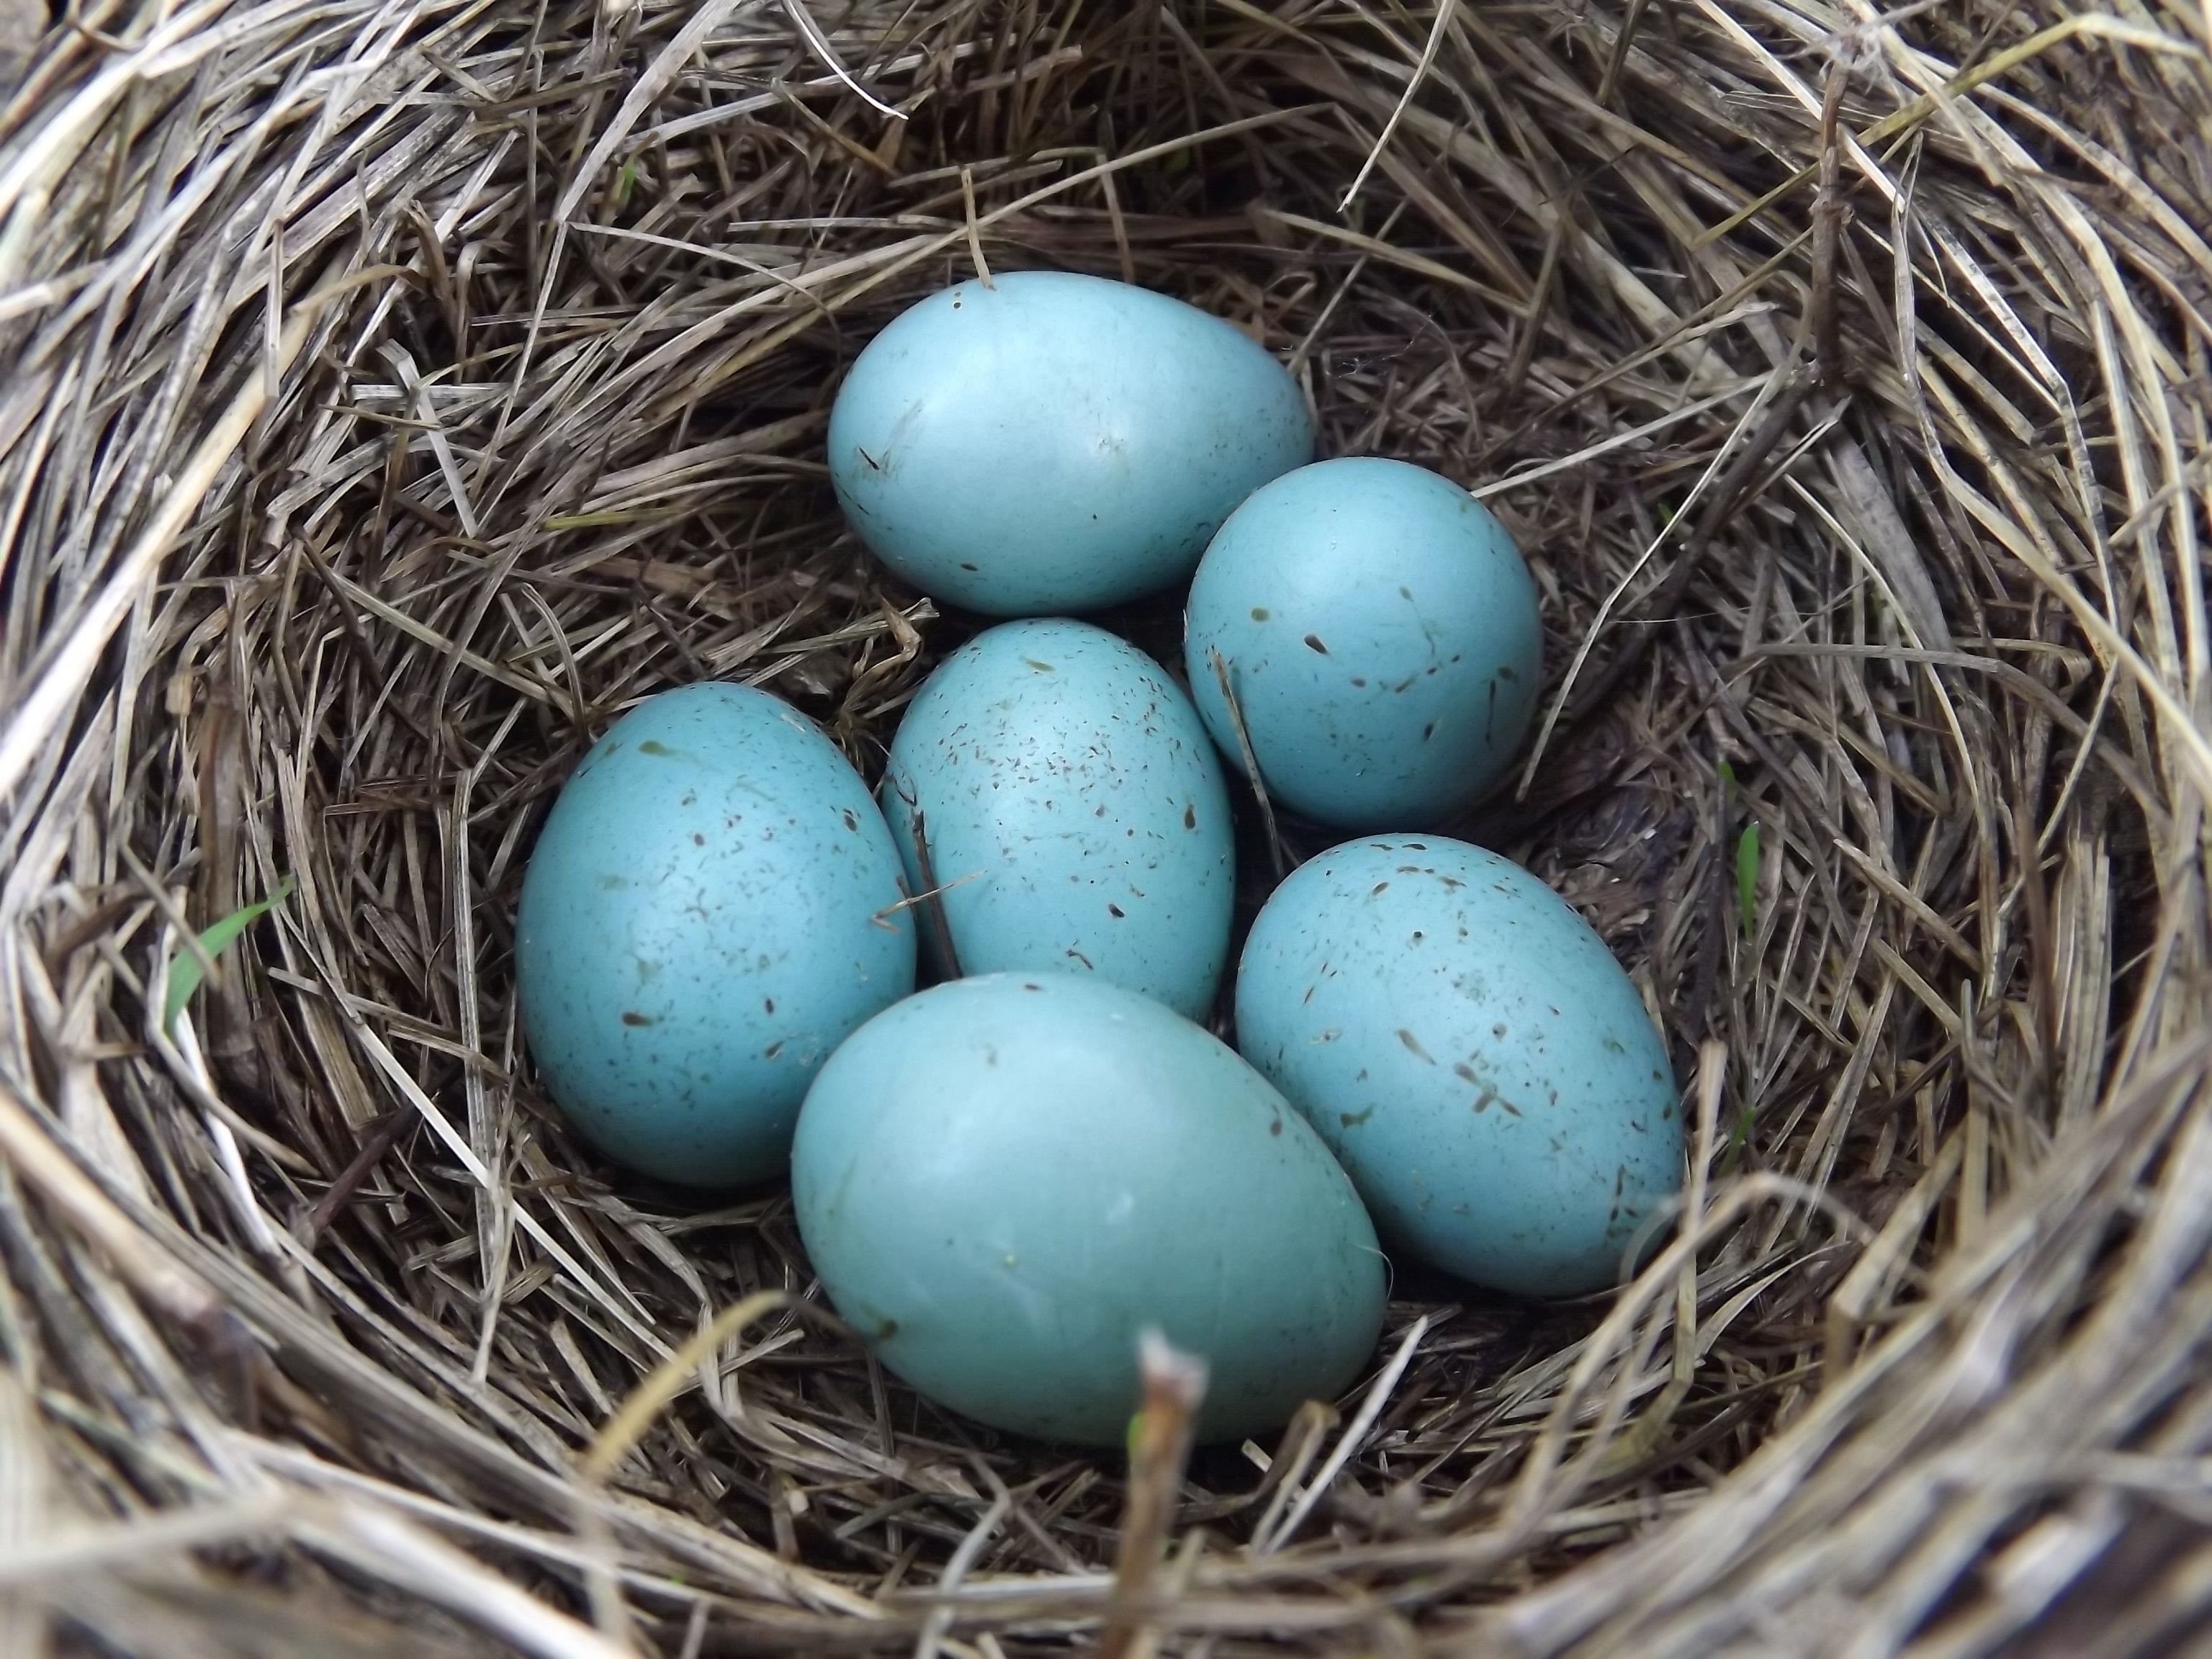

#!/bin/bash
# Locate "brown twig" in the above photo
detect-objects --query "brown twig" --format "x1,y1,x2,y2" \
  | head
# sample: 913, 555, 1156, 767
1097, 1331, 1208, 1659
298, 1110, 410, 1245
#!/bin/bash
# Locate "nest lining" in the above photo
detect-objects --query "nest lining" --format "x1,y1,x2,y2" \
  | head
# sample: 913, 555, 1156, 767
1, 0, 2210, 1655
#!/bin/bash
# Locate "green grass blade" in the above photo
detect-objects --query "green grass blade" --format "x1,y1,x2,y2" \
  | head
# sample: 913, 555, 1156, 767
1735, 822, 1761, 938
163, 876, 295, 1035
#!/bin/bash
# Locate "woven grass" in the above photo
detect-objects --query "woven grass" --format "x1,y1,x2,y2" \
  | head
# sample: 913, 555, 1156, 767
1, 0, 2209, 1653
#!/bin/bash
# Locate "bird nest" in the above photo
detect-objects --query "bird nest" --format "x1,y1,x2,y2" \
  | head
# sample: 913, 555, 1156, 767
2, 1, 2210, 1653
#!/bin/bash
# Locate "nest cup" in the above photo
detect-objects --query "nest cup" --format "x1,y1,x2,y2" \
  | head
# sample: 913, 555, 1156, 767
3, 1, 2210, 1653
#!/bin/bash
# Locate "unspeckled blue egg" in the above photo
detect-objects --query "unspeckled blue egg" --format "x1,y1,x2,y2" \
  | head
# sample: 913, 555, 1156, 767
1235, 837, 1681, 1298
881, 619, 1234, 1019
516, 684, 915, 1187
791, 972, 1386, 1445
1184, 458, 1542, 829
829, 271, 1314, 616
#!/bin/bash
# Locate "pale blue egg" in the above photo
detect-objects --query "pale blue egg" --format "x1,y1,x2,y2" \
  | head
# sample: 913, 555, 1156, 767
881, 619, 1234, 1019
1235, 837, 1682, 1298
829, 271, 1313, 616
791, 972, 1386, 1445
516, 684, 914, 1187
1184, 458, 1542, 829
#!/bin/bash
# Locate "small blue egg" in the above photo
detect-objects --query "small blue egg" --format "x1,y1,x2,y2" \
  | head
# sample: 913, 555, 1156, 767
881, 619, 1234, 1019
516, 684, 914, 1187
830, 271, 1313, 616
1236, 837, 1681, 1298
791, 972, 1386, 1445
1184, 458, 1542, 829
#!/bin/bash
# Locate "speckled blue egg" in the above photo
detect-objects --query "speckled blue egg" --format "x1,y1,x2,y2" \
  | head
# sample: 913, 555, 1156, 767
1184, 458, 1542, 830
829, 271, 1314, 616
1235, 837, 1681, 1298
516, 684, 915, 1187
881, 619, 1234, 1020
791, 972, 1385, 1445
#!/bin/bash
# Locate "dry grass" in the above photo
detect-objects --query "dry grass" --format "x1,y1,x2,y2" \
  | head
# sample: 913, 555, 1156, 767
1, 0, 2209, 1653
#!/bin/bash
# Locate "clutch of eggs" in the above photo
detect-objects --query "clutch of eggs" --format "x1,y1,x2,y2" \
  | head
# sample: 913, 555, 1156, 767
506, 269, 1692, 1450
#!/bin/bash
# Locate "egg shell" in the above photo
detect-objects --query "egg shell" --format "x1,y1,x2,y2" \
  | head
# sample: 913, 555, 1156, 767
516, 683, 915, 1187
1235, 837, 1681, 1298
791, 972, 1386, 1445
829, 271, 1314, 616
1184, 457, 1542, 829
881, 619, 1235, 1020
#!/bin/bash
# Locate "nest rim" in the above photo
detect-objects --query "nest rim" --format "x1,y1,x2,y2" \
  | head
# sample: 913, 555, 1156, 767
1, 0, 2209, 1654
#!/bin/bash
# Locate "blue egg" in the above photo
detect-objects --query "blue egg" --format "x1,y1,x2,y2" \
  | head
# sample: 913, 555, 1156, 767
1236, 837, 1681, 1298
1184, 458, 1542, 829
830, 271, 1313, 616
881, 619, 1234, 1019
792, 973, 1386, 1445
516, 684, 914, 1187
